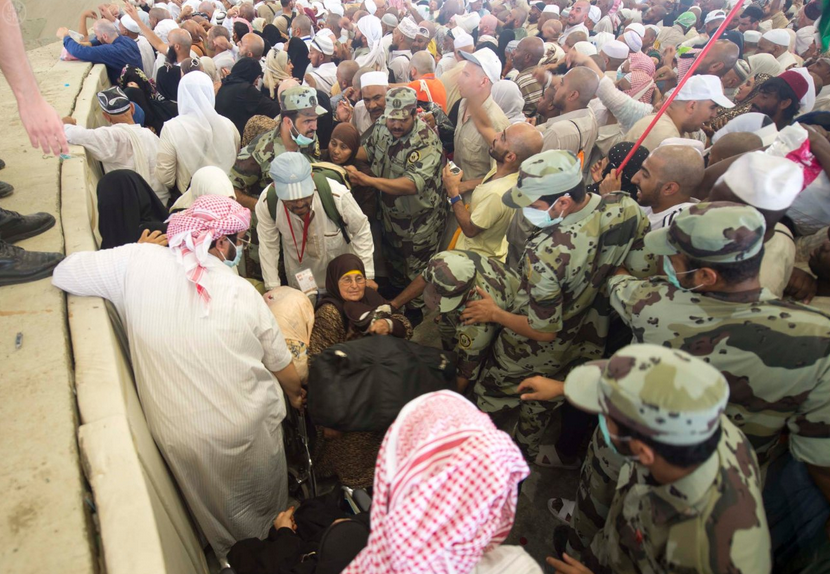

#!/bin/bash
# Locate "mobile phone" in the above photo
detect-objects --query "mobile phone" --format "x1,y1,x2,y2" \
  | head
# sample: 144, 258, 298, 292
448, 161, 461, 175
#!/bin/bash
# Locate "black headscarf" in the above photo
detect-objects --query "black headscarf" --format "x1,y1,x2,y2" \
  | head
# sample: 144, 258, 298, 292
318, 253, 387, 328
287, 36, 311, 81
96, 170, 168, 249
586, 142, 650, 199
262, 24, 282, 48
225, 57, 263, 85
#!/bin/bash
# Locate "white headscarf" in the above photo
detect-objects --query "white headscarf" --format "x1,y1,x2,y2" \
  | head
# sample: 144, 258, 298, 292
796, 26, 816, 56
747, 53, 784, 77
355, 15, 385, 70
162, 72, 239, 188
491, 80, 526, 124
170, 166, 236, 212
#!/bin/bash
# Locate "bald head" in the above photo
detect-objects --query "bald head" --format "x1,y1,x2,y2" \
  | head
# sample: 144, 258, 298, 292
565, 30, 588, 48
563, 66, 599, 107
652, 145, 705, 195
240, 33, 265, 59
514, 36, 545, 72
709, 133, 763, 165
337, 60, 360, 89
541, 19, 563, 42
696, 40, 740, 78
480, 14, 499, 34
505, 123, 544, 164
168, 28, 193, 53
410, 50, 436, 76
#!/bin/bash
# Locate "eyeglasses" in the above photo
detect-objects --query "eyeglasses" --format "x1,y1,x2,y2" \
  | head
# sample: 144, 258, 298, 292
338, 274, 366, 286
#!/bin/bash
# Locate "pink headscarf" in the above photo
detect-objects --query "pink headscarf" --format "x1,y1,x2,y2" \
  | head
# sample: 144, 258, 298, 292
343, 391, 529, 574
166, 195, 251, 314
626, 51, 656, 103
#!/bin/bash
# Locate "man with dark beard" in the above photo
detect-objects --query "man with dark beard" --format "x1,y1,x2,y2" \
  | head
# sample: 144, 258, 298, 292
443, 123, 543, 260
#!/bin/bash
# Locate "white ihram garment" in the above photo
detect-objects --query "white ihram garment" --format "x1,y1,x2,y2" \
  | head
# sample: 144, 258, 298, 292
52, 244, 293, 558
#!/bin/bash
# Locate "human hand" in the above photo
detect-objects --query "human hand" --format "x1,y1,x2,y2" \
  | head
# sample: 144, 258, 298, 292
344, 165, 370, 186
785, 266, 818, 303
546, 553, 594, 574
289, 387, 307, 410
98, 4, 117, 21
81, 9, 98, 20
274, 506, 297, 531
566, 50, 590, 68
526, 116, 538, 126
590, 157, 608, 183
336, 99, 353, 122
342, 86, 357, 102
366, 278, 379, 290
421, 111, 436, 129
138, 229, 168, 246
18, 96, 69, 155
180, 5, 194, 18
442, 163, 463, 196
62, 116, 77, 125
122, 2, 140, 20
56, 27, 70, 39
460, 287, 499, 325
804, 124, 830, 154
660, 45, 676, 66
517, 376, 565, 402
598, 169, 622, 196
654, 66, 676, 85
368, 319, 392, 335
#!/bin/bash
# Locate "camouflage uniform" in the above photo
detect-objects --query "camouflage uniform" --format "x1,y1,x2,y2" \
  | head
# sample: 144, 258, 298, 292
473, 150, 657, 458
363, 87, 447, 309
422, 250, 522, 381
563, 344, 771, 574
570, 203, 830, 559
228, 86, 324, 198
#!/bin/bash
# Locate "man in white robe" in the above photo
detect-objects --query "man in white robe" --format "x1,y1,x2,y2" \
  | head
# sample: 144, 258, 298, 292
52, 196, 304, 559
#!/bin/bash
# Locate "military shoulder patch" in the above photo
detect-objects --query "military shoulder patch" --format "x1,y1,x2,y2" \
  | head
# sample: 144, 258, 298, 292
408, 150, 421, 164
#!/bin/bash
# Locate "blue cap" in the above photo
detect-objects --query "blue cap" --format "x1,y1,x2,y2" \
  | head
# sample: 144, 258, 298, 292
269, 153, 315, 201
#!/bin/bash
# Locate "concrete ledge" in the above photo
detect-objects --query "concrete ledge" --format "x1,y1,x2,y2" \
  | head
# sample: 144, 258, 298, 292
61, 63, 209, 574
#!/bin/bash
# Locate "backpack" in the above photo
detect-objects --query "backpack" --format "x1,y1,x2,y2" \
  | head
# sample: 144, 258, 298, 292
266, 162, 352, 244
308, 336, 456, 432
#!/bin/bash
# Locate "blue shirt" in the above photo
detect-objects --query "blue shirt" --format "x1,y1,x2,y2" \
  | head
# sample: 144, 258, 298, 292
63, 35, 143, 83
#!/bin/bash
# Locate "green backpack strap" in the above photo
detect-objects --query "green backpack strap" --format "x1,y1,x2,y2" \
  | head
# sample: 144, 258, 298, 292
311, 170, 351, 244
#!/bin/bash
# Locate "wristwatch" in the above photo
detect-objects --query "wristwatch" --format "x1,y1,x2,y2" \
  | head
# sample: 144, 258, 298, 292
448, 195, 462, 206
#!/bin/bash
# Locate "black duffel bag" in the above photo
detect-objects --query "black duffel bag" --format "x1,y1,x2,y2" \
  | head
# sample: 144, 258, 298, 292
307, 336, 456, 432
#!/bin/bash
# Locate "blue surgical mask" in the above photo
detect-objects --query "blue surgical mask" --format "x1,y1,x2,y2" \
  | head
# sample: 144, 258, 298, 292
616, 67, 625, 81
522, 206, 564, 228
290, 120, 315, 147
222, 242, 242, 268
662, 257, 699, 290
598, 414, 639, 462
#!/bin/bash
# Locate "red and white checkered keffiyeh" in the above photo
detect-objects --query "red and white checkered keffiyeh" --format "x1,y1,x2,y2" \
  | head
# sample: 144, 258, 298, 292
343, 391, 529, 574
166, 195, 250, 314
626, 51, 656, 103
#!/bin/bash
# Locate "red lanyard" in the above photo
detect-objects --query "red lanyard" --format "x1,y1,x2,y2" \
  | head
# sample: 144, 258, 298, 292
284, 204, 311, 264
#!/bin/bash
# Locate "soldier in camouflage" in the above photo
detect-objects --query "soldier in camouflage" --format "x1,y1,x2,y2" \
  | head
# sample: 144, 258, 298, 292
389, 250, 523, 392
567, 202, 830, 569
544, 344, 771, 574
229, 86, 325, 207
346, 87, 447, 316
462, 150, 656, 460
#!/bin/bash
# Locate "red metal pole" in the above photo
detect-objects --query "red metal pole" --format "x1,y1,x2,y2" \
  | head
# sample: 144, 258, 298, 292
615, 0, 745, 173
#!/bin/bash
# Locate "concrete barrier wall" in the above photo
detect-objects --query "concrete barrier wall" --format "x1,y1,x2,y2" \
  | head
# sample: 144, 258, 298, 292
61, 63, 209, 574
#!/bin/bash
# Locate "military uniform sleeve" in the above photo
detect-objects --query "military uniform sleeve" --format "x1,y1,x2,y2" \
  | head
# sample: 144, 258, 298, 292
525, 252, 564, 334
608, 274, 659, 326
229, 134, 265, 194
255, 186, 283, 290
403, 138, 441, 195
788, 368, 830, 466
623, 207, 658, 278
331, 179, 375, 279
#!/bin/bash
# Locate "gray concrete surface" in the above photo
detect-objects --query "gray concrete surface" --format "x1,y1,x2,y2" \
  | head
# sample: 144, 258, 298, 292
0, 43, 98, 573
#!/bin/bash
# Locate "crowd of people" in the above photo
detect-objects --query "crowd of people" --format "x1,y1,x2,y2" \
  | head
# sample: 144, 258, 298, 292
2, 0, 830, 571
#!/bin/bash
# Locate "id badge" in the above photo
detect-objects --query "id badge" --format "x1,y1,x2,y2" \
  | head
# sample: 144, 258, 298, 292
295, 268, 318, 295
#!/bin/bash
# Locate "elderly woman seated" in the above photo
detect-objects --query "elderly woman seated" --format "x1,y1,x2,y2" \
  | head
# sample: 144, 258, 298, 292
309, 253, 412, 488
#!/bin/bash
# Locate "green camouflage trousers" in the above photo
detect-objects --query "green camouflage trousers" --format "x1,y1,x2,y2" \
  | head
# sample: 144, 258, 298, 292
382, 230, 442, 311
566, 426, 623, 560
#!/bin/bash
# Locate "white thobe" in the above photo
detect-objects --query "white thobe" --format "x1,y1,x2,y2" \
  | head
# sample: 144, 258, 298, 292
64, 123, 169, 204
255, 180, 375, 292
560, 22, 589, 42
435, 53, 458, 79
52, 244, 294, 558
304, 62, 338, 96
135, 35, 156, 76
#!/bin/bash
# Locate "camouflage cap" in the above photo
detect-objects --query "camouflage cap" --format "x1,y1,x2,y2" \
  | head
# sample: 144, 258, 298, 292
644, 201, 766, 263
280, 86, 327, 115
565, 344, 729, 446
422, 251, 477, 312
385, 86, 418, 120
503, 150, 583, 209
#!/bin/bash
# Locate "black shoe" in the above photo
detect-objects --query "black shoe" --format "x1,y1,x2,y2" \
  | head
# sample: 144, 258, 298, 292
0, 208, 55, 243
0, 240, 63, 287
0, 181, 13, 198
